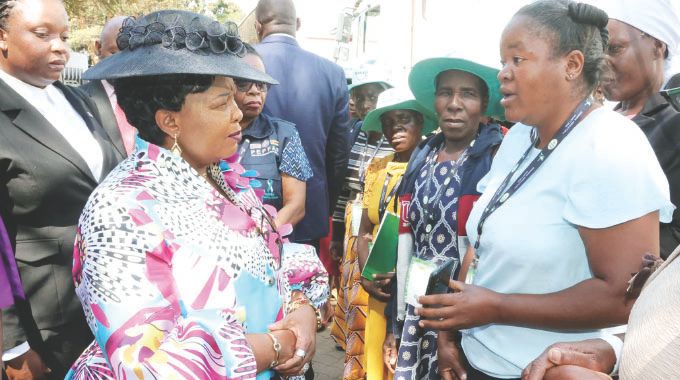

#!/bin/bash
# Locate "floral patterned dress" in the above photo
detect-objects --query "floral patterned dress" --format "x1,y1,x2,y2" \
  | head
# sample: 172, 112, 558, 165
66, 138, 328, 380
395, 153, 467, 380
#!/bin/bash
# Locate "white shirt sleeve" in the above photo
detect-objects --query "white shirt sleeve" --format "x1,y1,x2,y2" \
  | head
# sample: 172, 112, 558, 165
2, 341, 30, 361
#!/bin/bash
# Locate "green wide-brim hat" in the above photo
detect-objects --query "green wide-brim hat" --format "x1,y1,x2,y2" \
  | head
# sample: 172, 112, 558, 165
408, 57, 504, 121
83, 10, 277, 85
362, 88, 438, 135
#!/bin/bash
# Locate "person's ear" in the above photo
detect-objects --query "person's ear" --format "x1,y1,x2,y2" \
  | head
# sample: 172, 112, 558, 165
254, 20, 263, 41
565, 49, 585, 81
296, 18, 301, 32
0, 28, 8, 52
653, 38, 667, 60
154, 109, 180, 146
94, 40, 102, 59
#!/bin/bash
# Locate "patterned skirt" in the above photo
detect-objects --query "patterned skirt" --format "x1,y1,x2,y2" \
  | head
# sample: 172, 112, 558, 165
330, 203, 369, 380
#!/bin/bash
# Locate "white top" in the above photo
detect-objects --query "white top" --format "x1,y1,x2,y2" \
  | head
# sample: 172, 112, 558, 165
463, 107, 674, 378
0, 70, 103, 180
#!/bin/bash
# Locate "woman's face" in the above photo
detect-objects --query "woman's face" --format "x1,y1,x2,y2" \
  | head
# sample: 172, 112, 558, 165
352, 83, 386, 120
234, 53, 268, 123
0, 0, 70, 88
175, 76, 243, 166
434, 70, 485, 142
602, 19, 664, 102
380, 109, 423, 153
498, 15, 566, 125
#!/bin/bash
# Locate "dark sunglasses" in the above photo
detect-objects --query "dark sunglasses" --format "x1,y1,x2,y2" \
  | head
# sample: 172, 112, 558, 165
235, 79, 270, 92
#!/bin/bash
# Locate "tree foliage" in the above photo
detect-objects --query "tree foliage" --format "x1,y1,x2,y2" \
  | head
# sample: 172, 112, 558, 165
64, 0, 243, 58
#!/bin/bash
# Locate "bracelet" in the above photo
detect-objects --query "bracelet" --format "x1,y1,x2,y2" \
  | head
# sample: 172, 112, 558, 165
286, 296, 311, 315
266, 332, 281, 368
287, 297, 323, 331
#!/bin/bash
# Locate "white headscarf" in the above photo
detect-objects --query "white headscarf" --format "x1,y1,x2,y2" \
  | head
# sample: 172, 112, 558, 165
599, 0, 680, 85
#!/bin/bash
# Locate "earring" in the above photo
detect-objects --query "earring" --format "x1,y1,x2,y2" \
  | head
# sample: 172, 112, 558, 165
171, 133, 182, 155
567, 73, 574, 81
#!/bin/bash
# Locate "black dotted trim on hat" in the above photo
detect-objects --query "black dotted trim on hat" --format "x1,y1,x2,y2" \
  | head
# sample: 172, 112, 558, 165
116, 14, 245, 56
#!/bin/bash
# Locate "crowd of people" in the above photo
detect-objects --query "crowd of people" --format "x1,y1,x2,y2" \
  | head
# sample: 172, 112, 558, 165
0, 0, 678, 379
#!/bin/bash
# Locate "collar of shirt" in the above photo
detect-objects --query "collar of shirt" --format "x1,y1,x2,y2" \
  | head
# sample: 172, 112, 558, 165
266, 33, 296, 40
101, 79, 116, 99
0, 69, 55, 110
243, 114, 274, 140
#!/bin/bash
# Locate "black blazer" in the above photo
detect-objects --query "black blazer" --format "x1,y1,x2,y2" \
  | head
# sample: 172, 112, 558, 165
80, 80, 126, 157
0, 79, 122, 360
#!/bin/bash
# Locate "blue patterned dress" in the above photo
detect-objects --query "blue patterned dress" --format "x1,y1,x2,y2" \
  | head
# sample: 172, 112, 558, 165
394, 152, 467, 380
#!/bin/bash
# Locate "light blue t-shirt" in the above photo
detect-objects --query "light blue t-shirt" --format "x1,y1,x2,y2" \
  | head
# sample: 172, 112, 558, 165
463, 108, 674, 378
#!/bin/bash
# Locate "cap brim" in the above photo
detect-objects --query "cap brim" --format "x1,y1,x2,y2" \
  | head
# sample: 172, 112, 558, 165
362, 100, 438, 135
408, 57, 504, 121
348, 80, 392, 92
83, 46, 278, 84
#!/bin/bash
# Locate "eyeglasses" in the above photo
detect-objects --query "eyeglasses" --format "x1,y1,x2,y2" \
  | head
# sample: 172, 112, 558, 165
234, 79, 270, 92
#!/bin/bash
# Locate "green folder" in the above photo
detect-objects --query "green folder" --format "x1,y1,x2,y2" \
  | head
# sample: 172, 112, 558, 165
361, 211, 399, 280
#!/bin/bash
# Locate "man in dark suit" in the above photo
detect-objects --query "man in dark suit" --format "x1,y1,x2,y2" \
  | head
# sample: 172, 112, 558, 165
0, 0, 123, 377
255, 0, 350, 249
80, 16, 135, 157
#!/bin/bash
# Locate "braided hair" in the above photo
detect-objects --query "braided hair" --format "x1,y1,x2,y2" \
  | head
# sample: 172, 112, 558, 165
516, 0, 609, 94
0, 0, 17, 29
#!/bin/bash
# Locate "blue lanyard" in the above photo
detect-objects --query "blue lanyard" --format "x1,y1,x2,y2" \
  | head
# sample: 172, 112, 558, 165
474, 97, 593, 249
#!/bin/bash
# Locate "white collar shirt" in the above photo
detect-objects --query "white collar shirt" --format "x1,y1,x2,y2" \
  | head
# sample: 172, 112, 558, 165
0, 70, 104, 180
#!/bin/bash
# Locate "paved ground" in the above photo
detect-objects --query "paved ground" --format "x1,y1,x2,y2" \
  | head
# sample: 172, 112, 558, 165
311, 328, 345, 379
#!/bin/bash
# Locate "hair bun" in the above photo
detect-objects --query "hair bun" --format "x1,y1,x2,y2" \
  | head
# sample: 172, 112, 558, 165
568, 2, 608, 28
568, 2, 609, 48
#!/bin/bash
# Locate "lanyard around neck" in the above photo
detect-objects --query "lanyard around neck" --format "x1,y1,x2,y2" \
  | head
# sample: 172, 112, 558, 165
421, 141, 471, 236
378, 171, 403, 221
474, 97, 593, 249
358, 135, 385, 184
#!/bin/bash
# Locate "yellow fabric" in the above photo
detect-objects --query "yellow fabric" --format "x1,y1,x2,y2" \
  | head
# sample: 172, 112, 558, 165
362, 154, 404, 380
332, 200, 369, 379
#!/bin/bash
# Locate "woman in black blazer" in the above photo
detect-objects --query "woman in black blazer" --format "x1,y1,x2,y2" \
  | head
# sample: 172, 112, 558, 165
0, 0, 121, 377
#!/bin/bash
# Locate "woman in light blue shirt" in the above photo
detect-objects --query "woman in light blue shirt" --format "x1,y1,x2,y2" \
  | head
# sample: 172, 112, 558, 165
415, 1, 674, 379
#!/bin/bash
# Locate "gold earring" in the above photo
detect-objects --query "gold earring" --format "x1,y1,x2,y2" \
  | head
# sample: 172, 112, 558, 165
171, 133, 182, 155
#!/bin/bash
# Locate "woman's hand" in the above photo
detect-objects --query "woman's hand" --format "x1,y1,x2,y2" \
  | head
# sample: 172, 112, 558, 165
383, 332, 397, 374
360, 272, 394, 302
329, 240, 343, 262
522, 339, 616, 380
415, 280, 502, 330
437, 330, 467, 380
268, 304, 317, 376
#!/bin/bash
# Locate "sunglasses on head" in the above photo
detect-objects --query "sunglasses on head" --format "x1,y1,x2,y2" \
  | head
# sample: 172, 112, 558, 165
234, 79, 270, 92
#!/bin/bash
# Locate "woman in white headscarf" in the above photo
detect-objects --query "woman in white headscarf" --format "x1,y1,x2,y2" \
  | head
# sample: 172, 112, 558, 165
600, 0, 680, 259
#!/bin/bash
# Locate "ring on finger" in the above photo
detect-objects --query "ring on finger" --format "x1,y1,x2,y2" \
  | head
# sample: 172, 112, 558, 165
300, 362, 310, 375
294, 348, 306, 359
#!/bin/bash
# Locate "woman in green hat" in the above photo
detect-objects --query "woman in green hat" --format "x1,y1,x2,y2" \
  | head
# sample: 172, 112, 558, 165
382, 57, 505, 380
355, 87, 437, 380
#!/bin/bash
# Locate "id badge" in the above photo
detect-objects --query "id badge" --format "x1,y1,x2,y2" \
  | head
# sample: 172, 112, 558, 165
465, 255, 479, 285
350, 200, 363, 237
404, 257, 437, 307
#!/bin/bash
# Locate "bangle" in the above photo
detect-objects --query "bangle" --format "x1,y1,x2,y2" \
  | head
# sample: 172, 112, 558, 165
286, 296, 311, 315
266, 332, 281, 368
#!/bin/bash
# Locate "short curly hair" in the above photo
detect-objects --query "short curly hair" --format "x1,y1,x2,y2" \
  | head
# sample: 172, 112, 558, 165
113, 74, 215, 145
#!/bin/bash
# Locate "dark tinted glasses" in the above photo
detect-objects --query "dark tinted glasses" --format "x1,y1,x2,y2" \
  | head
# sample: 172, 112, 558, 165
234, 79, 270, 92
